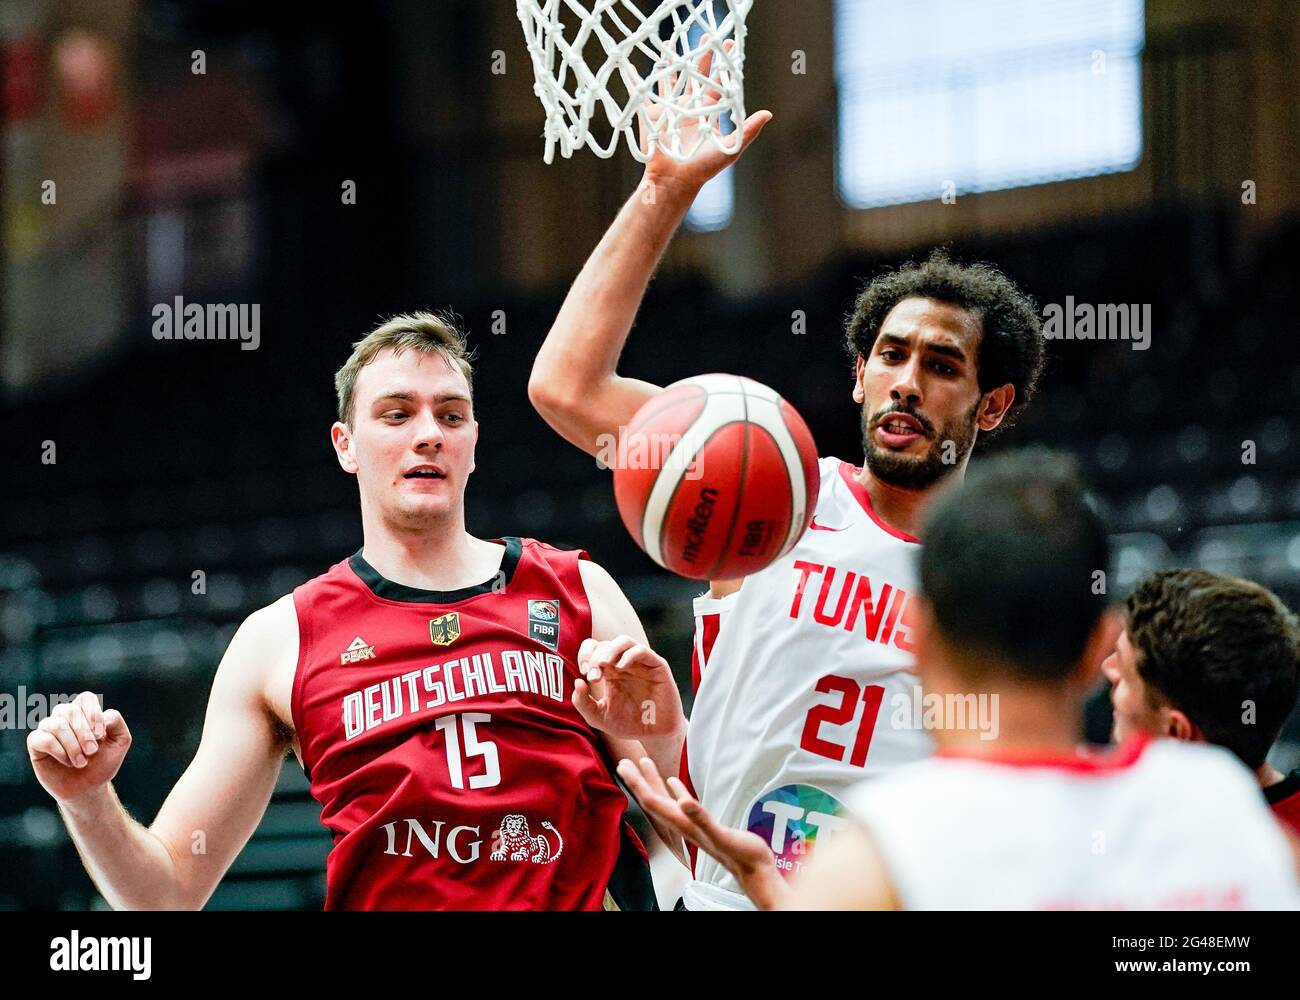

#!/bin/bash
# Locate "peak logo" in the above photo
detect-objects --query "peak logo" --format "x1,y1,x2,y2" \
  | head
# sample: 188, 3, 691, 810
341, 636, 376, 664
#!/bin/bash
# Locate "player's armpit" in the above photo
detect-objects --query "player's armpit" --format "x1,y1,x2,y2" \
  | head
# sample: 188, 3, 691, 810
146, 594, 299, 909
708, 577, 743, 599
781, 822, 903, 911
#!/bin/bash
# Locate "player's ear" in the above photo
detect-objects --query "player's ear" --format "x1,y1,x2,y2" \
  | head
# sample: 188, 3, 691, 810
852, 355, 867, 405
469, 419, 479, 475
1163, 707, 1201, 744
976, 384, 1015, 432
331, 421, 359, 474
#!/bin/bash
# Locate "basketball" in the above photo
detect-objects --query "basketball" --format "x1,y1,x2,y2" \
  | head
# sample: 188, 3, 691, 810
612, 374, 820, 580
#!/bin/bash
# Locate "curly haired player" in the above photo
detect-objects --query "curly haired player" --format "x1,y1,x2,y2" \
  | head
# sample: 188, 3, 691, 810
529, 76, 1044, 908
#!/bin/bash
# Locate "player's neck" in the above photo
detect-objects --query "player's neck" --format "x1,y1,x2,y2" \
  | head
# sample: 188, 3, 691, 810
360, 515, 501, 593
929, 680, 1083, 758
1256, 761, 1286, 789
857, 467, 949, 540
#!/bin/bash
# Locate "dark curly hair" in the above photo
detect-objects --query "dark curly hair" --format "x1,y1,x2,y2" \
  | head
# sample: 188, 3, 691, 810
845, 248, 1045, 433
1126, 569, 1300, 769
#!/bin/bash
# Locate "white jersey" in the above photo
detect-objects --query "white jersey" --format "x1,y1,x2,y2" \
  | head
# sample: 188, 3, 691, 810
846, 736, 1300, 910
682, 457, 933, 911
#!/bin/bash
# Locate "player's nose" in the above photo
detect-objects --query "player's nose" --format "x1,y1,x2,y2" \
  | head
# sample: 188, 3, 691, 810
889, 359, 922, 404
409, 410, 445, 451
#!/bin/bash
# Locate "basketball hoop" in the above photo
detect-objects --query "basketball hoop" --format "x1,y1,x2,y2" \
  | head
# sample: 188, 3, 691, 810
516, 0, 752, 163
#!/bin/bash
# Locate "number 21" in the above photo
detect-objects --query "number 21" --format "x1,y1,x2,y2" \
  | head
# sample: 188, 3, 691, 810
799, 675, 885, 767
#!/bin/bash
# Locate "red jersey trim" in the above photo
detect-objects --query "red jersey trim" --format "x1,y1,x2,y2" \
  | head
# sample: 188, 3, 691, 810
1265, 769, 1300, 837
837, 462, 921, 544
936, 732, 1152, 774
289, 589, 312, 771
1264, 768, 1300, 807
679, 738, 700, 877
691, 611, 722, 697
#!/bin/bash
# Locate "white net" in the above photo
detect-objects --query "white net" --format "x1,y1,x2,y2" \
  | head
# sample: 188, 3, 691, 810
516, 0, 752, 163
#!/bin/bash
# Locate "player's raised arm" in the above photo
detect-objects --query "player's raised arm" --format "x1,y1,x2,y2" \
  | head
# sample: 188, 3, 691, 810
528, 44, 771, 457
27, 595, 298, 910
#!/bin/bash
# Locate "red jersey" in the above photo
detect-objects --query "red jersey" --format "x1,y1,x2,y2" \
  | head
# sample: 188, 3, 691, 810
1266, 769, 1300, 838
290, 536, 653, 910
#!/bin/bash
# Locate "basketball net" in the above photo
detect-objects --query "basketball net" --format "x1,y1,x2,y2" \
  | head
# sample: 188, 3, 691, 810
516, 0, 751, 163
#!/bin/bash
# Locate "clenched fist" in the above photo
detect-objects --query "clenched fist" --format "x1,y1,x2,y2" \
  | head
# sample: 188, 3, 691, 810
27, 691, 131, 805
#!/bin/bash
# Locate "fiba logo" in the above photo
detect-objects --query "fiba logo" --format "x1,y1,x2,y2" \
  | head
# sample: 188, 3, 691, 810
746, 784, 850, 877
528, 600, 561, 650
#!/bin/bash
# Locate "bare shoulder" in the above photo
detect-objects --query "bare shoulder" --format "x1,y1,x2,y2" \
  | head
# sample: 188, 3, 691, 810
224, 594, 300, 736
238, 592, 298, 643
576, 557, 617, 594
576, 558, 627, 618
576, 559, 650, 643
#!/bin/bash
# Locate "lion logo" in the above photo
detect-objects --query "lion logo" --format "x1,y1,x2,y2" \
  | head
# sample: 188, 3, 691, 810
491, 813, 564, 865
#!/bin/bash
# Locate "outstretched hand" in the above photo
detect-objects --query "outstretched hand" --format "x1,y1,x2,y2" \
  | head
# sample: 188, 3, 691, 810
636, 37, 772, 194
617, 755, 789, 911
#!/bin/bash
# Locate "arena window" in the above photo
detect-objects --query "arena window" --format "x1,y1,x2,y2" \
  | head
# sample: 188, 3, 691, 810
835, 0, 1145, 208
684, 0, 737, 232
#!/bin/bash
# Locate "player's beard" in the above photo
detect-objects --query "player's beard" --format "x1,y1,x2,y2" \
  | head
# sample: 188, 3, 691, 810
861, 398, 981, 491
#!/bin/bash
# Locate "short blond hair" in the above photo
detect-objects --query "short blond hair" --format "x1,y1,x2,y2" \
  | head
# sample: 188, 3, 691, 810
334, 311, 474, 425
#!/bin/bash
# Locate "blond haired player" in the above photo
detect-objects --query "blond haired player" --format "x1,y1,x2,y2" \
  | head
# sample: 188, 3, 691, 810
621, 454, 1300, 910
529, 57, 1046, 909
27, 313, 681, 910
